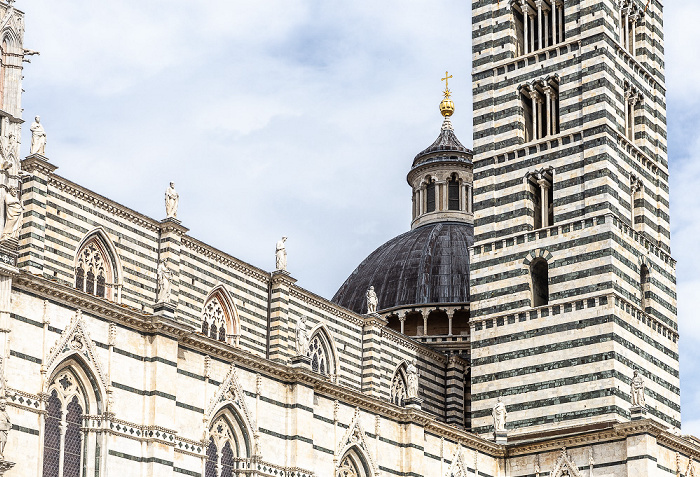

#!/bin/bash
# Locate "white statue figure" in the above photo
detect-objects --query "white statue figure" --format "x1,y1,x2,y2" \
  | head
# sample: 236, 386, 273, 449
156, 260, 172, 303
0, 400, 10, 459
275, 236, 287, 271
366, 286, 378, 314
30, 116, 46, 155
165, 182, 179, 218
296, 315, 309, 356
1, 186, 22, 240
406, 359, 419, 399
492, 397, 507, 432
631, 370, 645, 406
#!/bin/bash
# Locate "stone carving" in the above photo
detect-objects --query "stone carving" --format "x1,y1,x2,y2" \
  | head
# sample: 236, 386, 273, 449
295, 314, 309, 356
30, 116, 46, 155
0, 186, 21, 240
165, 182, 179, 218
631, 370, 645, 406
156, 260, 172, 303
366, 286, 378, 314
0, 400, 10, 459
551, 448, 582, 477
492, 397, 507, 432
1, 133, 18, 173
275, 236, 287, 271
406, 359, 419, 398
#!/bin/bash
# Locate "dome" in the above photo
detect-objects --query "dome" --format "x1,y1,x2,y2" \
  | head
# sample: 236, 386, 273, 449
411, 117, 472, 170
332, 222, 473, 314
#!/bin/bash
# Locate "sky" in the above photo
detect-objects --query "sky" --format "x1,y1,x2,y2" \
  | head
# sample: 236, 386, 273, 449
15, 1, 700, 433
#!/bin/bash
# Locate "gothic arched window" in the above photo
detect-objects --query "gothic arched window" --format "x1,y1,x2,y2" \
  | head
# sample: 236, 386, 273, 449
201, 288, 239, 345
337, 448, 370, 477
390, 366, 407, 406
309, 329, 335, 375
42, 369, 88, 477
75, 234, 117, 300
205, 415, 244, 477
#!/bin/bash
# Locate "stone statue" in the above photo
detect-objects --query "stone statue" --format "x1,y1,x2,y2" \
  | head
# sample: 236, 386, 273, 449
492, 397, 507, 432
156, 261, 172, 303
275, 236, 287, 271
30, 116, 46, 155
366, 286, 378, 314
0, 400, 10, 459
165, 182, 179, 218
406, 359, 419, 399
631, 370, 645, 406
1, 186, 22, 241
295, 315, 309, 356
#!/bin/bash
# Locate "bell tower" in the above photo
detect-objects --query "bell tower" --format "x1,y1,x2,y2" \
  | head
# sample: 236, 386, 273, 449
468, 0, 678, 437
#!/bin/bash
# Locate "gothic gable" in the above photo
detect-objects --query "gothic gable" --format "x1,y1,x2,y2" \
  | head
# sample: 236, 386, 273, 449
336, 408, 379, 477
205, 363, 256, 443
45, 310, 108, 395
551, 448, 582, 477
446, 445, 468, 477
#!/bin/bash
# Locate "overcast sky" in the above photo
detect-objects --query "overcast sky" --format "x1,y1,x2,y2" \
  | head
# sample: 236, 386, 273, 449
16, 1, 700, 434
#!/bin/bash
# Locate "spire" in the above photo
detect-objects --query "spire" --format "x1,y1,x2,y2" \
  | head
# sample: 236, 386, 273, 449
439, 71, 455, 125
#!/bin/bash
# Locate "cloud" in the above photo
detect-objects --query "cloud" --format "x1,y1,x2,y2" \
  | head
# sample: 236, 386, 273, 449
14, 0, 700, 433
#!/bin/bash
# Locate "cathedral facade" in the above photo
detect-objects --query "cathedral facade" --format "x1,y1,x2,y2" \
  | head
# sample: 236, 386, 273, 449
0, 0, 695, 476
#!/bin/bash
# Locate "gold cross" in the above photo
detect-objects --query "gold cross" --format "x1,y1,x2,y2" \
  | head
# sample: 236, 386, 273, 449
441, 71, 453, 90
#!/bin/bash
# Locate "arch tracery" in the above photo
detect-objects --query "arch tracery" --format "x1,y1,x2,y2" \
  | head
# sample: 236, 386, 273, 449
201, 286, 240, 345
74, 229, 121, 301
307, 325, 338, 378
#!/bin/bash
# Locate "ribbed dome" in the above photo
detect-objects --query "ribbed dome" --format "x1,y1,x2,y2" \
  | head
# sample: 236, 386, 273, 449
332, 222, 473, 314
411, 118, 472, 169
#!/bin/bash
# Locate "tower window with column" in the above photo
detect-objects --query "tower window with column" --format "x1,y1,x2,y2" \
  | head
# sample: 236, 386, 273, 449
448, 174, 460, 210
521, 78, 559, 143
619, 0, 643, 57
624, 84, 642, 143
527, 169, 554, 229
512, 0, 565, 56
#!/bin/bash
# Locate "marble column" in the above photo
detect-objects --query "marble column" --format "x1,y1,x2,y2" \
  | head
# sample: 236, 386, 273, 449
538, 177, 550, 227
551, 1, 557, 44
530, 90, 539, 141
536, 0, 543, 50
544, 86, 553, 137
523, 4, 530, 54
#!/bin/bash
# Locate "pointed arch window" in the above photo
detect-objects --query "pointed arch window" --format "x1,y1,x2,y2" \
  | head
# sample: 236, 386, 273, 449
75, 235, 117, 300
42, 369, 88, 477
307, 329, 336, 377
201, 289, 239, 345
337, 448, 370, 477
390, 366, 407, 406
205, 415, 245, 477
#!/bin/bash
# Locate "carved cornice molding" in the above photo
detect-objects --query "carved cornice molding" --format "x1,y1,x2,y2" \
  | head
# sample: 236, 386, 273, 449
380, 326, 447, 363
288, 286, 365, 327
181, 236, 270, 283
505, 419, 688, 457
47, 175, 161, 232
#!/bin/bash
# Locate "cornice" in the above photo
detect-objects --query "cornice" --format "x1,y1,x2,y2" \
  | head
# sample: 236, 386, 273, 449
47, 174, 161, 233
288, 286, 365, 327
380, 326, 448, 363
181, 236, 270, 283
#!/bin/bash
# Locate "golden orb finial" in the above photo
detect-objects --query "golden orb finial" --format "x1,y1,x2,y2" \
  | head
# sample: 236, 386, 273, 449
440, 71, 455, 117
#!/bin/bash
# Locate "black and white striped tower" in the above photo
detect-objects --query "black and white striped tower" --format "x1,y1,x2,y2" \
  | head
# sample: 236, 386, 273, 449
468, 0, 678, 437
